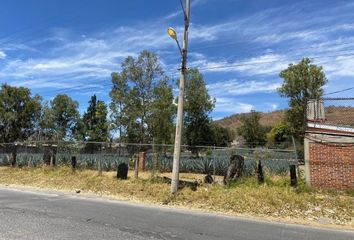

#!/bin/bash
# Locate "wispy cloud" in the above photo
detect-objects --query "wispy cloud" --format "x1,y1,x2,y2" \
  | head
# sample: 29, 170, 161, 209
190, 54, 291, 76
208, 79, 281, 97
1, 0, 354, 116
214, 97, 254, 114
0, 51, 6, 59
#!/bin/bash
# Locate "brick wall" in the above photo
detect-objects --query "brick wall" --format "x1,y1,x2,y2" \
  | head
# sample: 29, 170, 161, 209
309, 142, 354, 190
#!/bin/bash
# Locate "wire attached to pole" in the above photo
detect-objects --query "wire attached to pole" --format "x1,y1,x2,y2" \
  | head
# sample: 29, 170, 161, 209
180, 0, 187, 20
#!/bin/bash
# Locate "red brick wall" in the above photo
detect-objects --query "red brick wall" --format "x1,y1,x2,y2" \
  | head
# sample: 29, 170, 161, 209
309, 142, 354, 190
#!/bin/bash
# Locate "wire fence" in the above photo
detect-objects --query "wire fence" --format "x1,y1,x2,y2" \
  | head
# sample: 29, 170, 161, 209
307, 98, 354, 129
0, 141, 298, 177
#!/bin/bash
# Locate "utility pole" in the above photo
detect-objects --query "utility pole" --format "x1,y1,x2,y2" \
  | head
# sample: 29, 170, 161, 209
171, 0, 190, 195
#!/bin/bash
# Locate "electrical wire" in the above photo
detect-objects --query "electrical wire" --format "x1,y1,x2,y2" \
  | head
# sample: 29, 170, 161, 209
323, 87, 354, 96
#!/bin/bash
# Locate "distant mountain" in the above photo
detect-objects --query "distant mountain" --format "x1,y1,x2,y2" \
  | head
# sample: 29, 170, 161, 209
215, 106, 354, 131
215, 110, 284, 131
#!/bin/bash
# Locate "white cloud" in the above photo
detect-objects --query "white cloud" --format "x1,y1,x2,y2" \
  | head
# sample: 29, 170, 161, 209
270, 103, 278, 111
322, 56, 354, 77
0, 51, 6, 59
214, 98, 254, 114
208, 79, 281, 97
190, 54, 290, 76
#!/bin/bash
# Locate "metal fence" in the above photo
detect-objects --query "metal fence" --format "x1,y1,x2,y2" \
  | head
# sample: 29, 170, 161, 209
0, 141, 298, 177
307, 98, 354, 128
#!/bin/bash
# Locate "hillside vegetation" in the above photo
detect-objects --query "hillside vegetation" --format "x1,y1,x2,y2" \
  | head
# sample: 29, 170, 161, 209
215, 110, 284, 131
215, 107, 354, 131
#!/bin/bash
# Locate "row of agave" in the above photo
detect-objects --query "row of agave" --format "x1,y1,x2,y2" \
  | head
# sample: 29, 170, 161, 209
0, 149, 296, 176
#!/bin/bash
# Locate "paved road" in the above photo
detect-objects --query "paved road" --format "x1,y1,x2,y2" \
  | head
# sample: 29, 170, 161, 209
0, 187, 353, 240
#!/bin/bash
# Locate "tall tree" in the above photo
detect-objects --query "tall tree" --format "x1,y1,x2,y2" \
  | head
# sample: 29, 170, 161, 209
110, 50, 168, 144
0, 84, 41, 142
41, 94, 79, 140
184, 68, 215, 149
238, 111, 268, 148
150, 78, 175, 144
278, 58, 328, 138
109, 72, 129, 140
82, 95, 108, 142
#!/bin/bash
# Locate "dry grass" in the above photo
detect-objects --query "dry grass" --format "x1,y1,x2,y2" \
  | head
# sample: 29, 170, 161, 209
0, 166, 353, 228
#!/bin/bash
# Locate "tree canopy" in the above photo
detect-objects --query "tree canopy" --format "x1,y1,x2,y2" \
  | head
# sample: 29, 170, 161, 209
278, 58, 328, 138
0, 84, 42, 142
82, 95, 108, 142
184, 68, 216, 148
238, 111, 269, 148
110, 50, 174, 144
41, 94, 79, 140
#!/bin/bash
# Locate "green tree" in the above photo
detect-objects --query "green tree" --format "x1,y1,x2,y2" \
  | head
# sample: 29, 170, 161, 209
267, 122, 291, 144
184, 68, 215, 149
278, 58, 328, 138
150, 78, 175, 144
41, 94, 79, 140
210, 123, 233, 147
82, 95, 108, 142
109, 72, 129, 140
0, 84, 41, 142
110, 50, 170, 144
238, 111, 268, 148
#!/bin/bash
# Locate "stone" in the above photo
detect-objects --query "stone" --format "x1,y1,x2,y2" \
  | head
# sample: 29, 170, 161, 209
204, 173, 214, 184
223, 155, 244, 184
117, 162, 128, 180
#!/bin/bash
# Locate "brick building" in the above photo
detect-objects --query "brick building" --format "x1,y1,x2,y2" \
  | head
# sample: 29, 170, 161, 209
304, 100, 354, 190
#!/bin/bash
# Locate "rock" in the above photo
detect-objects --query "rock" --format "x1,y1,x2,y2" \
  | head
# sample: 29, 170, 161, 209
204, 173, 213, 184
223, 155, 244, 184
117, 163, 128, 180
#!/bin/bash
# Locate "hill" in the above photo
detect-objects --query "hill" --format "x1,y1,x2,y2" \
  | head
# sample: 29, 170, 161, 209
215, 106, 354, 132
215, 110, 284, 131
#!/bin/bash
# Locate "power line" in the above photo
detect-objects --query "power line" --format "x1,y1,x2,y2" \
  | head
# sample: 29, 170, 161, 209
193, 42, 354, 65
28, 51, 354, 97
194, 52, 354, 71
323, 87, 354, 96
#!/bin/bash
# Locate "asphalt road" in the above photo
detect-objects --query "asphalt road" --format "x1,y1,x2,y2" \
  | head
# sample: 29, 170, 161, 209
0, 187, 353, 240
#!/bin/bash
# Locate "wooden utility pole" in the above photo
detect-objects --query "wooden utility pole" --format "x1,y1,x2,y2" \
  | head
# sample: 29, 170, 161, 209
171, 0, 191, 195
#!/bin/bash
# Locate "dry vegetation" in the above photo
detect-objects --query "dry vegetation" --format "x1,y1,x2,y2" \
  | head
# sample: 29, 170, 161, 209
215, 110, 284, 131
215, 107, 354, 131
0, 166, 353, 229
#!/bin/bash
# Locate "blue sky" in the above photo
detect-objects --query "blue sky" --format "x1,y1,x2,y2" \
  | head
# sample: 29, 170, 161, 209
0, 0, 353, 120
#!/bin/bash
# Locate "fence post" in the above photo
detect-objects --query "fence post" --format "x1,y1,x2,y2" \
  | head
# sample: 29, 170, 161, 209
290, 164, 297, 187
291, 136, 301, 178
134, 154, 139, 179
98, 158, 102, 175
213, 145, 216, 182
151, 138, 156, 178
257, 160, 264, 183
11, 144, 17, 167
71, 156, 77, 172
50, 155, 54, 168
28, 156, 33, 168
